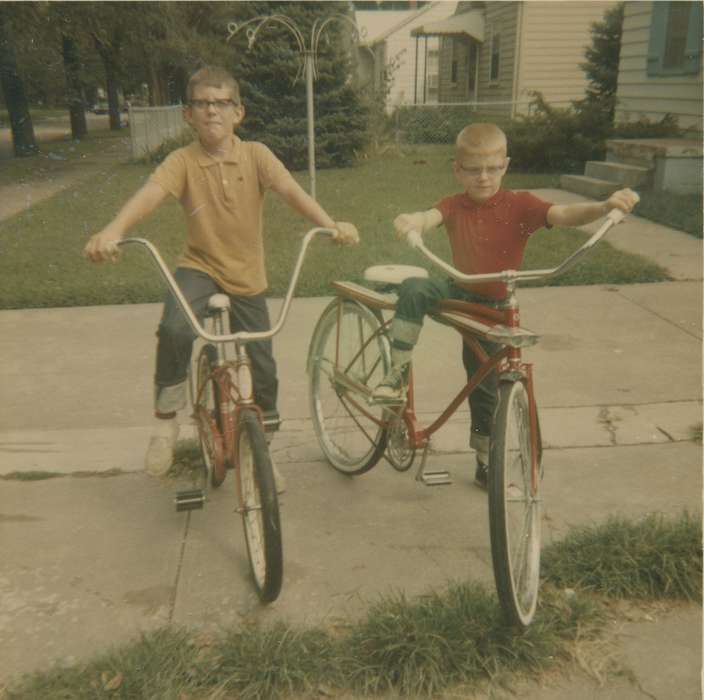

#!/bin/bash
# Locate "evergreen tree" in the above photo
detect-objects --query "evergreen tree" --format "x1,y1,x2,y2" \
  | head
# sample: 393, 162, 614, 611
577, 3, 624, 120
226, 1, 369, 170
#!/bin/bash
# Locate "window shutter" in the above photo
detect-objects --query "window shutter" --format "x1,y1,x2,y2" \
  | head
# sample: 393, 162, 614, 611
646, 1, 668, 76
683, 1, 703, 75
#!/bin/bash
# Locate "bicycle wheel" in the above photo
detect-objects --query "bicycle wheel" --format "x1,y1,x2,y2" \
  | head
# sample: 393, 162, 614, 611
236, 408, 282, 603
194, 344, 226, 488
488, 380, 542, 628
308, 298, 391, 475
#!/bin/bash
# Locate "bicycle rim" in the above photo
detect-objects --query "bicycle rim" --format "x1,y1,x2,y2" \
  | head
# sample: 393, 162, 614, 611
237, 409, 282, 603
489, 380, 541, 628
195, 344, 226, 487
308, 299, 390, 475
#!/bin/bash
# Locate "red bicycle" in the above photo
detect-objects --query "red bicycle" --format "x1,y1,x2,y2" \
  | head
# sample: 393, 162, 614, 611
307, 209, 628, 627
118, 227, 336, 603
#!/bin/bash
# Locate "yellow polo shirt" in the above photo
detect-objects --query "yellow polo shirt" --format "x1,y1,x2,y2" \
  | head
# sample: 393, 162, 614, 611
150, 135, 293, 295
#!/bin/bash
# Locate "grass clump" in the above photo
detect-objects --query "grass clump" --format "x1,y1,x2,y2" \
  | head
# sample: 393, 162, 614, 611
341, 582, 602, 698
7, 507, 698, 699
216, 624, 338, 699
542, 511, 702, 601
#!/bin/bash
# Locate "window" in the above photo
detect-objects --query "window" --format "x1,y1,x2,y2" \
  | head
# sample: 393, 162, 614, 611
451, 60, 459, 84
425, 40, 439, 102
468, 42, 477, 92
647, 1, 702, 76
490, 32, 500, 82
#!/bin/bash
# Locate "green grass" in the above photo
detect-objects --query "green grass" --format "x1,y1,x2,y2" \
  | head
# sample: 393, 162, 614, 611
542, 511, 702, 601
0, 129, 130, 189
4, 511, 699, 699
0, 143, 669, 310
635, 189, 702, 238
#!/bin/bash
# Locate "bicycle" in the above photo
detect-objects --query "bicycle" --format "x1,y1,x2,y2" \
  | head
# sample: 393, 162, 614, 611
118, 227, 337, 603
307, 209, 629, 627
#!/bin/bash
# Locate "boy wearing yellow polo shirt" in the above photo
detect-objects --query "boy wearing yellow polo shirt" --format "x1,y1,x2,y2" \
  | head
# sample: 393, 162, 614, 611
84, 66, 358, 478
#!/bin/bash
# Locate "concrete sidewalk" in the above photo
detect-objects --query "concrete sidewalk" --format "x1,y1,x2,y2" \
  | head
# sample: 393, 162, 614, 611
0, 207, 702, 697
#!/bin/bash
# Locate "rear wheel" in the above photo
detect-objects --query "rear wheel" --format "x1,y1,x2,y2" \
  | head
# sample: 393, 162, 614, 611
236, 409, 282, 603
194, 344, 227, 487
488, 380, 542, 628
308, 299, 391, 475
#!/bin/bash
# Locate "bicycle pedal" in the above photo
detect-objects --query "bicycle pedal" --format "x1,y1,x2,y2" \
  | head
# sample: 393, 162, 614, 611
174, 489, 206, 511
418, 470, 452, 487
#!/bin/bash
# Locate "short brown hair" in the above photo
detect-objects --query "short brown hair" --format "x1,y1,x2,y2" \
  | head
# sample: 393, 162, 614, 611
456, 123, 507, 158
187, 66, 241, 104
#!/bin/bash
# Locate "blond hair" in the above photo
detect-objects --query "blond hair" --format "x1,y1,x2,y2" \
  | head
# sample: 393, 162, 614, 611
187, 66, 241, 104
455, 123, 507, 158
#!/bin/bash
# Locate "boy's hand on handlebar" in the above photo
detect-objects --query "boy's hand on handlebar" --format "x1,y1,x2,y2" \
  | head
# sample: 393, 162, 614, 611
393, 213, 415, 241
333, 221, 359, 246
83, 229, 123, 263
604, 188, 639, 216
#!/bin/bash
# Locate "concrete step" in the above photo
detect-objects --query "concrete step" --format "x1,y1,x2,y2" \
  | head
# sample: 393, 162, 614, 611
585, 160, 652, 188
559, 174, 621, 199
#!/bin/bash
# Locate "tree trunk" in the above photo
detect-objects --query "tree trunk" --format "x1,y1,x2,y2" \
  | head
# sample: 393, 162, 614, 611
62, 34, 87, 140
0, 11, 36, 157
95, 36, 122, 131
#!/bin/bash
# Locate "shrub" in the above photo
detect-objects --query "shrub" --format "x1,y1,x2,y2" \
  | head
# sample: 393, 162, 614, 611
394, 104, 512, 145
505, 93, 683, 172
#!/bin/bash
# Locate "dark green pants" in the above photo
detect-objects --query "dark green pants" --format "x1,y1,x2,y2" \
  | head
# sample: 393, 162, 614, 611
394, 277, 503, 446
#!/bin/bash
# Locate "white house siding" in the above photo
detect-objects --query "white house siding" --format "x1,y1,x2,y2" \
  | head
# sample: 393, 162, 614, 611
477, 2, 519, 117
363, 2, 459, 107
615, 1, 703, 131
514, 1, 616, 116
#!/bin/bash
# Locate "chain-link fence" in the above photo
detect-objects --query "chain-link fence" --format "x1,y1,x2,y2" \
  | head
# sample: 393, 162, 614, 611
128, 105, 188, 159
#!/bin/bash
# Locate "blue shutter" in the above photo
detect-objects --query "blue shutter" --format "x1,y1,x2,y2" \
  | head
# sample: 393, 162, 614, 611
683, 1, 702, 75
646, 1, 668, 76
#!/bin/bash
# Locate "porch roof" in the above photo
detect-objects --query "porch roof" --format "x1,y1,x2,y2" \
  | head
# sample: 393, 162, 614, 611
411, 10, 484, 42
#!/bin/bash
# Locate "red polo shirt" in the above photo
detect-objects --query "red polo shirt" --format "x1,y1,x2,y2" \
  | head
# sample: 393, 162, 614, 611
435, 189, 553, 299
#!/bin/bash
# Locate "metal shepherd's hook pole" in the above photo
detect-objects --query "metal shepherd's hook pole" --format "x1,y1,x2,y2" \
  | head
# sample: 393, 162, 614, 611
304, 50, 316, 199
227, 13, 365, 201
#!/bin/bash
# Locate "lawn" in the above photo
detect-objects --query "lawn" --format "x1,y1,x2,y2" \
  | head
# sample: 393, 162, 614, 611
0, 142, 670, 310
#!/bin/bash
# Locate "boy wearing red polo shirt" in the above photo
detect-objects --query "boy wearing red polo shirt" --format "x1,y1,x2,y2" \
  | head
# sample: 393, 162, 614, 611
84, 66, 358, 479
371, 122, 638, 488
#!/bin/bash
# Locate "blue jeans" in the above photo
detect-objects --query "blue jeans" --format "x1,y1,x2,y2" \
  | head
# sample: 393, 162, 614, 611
154, 267, 278, 415
394, 277, 504, 446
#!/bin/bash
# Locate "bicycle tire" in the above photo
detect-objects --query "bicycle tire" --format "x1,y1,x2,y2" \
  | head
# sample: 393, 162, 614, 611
308, 298, 390, 475
236, 408, 283, 603
488, 380, 542, 628
194, 344, 227, 487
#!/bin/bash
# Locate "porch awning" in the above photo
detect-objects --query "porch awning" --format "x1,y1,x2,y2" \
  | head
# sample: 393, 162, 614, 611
411, 10, 485, 42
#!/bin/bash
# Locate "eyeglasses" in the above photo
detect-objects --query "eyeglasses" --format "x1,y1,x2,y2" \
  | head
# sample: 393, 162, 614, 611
458, 162, 508, 178
189, 99, 238, 111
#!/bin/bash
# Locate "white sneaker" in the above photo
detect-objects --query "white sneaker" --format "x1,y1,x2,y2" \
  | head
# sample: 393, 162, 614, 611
145, 418, 179, 477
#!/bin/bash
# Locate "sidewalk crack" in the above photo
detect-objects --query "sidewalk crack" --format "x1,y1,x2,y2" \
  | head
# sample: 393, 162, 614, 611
598, 407, 618, 445
168, 512, 191, 625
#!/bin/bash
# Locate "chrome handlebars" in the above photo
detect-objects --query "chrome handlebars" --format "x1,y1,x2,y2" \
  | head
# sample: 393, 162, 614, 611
117, 227, 337, 344
406, 208, 629, 286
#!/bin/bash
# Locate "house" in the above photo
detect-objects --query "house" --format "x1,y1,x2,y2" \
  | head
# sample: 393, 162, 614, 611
614, 0, 702, 132
562, 1, 702, 196
357, 1, 616, 116
356, 2, 459, 109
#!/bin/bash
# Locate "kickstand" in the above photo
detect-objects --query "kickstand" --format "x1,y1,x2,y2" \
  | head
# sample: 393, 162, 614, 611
414, 442, 452, 486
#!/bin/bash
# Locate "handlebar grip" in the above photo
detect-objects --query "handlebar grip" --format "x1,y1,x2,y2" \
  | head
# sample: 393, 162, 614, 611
406, 230, 423, 249
607, 209, 626, 224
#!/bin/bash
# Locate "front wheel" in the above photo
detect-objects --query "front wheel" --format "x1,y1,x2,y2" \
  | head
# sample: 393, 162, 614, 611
488, 380, 542, 628
236, 409, 283, 603
194, 344, 226, 487
308, 298, 391, 475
